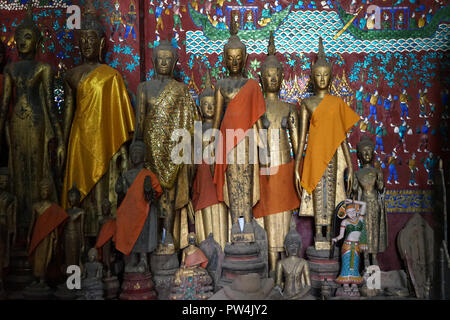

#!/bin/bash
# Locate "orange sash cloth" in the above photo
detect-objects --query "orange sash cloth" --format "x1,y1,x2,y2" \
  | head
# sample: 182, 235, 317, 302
115, 169, 162, 256
192, 162, 219, 212
28, 204, 69, 256
253, 160, 300, 218
301, 95, 360, 194
95, 219, 116, 249
213, 79, 266, 201
185, 248, 209, 269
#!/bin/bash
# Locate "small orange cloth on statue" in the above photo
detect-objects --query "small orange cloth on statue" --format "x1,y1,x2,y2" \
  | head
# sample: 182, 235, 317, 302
213, 79, 266, 201
301, 94, 359, 194
95, 219, 116, 249
192, 162, 219, 212
115, 169, 162, 256
28, 204, 69, 256
185, 248, 209, 269
253, 160, 300, 218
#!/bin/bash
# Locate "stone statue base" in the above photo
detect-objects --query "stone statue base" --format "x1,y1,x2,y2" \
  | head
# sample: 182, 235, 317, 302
54, 282, 79, 300
22, 283, 54, 300
119, 272, 157, 300
150, 252, 179, 300
218, 241, 266, 289
169, 267, 214, 300
103, 276, 121, 300
5, 248, 34, 292
306, 246, 340, 297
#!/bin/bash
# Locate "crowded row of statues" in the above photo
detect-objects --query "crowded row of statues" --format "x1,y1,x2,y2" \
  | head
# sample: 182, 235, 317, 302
0, 4, 388, 300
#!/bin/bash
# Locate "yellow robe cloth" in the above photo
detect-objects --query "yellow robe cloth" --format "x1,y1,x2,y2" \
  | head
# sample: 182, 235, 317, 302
301, 94, 359, 194
62, 64, 135, 208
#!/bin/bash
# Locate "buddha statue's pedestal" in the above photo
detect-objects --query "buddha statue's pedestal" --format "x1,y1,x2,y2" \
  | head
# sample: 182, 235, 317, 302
119, 272, 157, 300
103, 275, 121, 300
54, 281, 79, 300
150, 251, 179, 300
22, 283, 54, 300
306, 246, 340, 297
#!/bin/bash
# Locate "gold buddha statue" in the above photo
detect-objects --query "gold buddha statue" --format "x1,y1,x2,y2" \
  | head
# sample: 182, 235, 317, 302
134, 39, 199, 252
297, 38, 359, 251
212, 10, 265, 241
253, 32, 301, 274
0, 4, 64, 234
62, 1, 135, 237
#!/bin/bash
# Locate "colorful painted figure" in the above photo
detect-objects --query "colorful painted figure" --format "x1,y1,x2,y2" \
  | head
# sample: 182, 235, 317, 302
383, 94, 395, 126
424, 152, 437, 185
408, 153, 418, 187
409, 12, 417, 29
172, 0, 184, 31
399, 88, 410, 120
110, 1, 124, 42
244, 11, 255, 30
382, 12, 391, 29
359, 13, 368, 30
396, 12, 405, 29
386, 151, 401, 185
417, 120, 430, 153
355, 85, 364, 117
333, 200, 368, 297
418, 88, 430, 118
217, 16, 228, 30
367, 90, 381, 123
155, 2, 165, 34
375, 122, 385, 155
272, 0, 283, 13
393, 120, 410, 153
124, 1, 137, 40
259, 3, 272, 27
418, 14, 426, 28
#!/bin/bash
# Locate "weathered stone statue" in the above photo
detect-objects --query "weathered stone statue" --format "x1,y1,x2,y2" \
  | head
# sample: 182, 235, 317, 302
78, 248, 104, 300
95, 198, 115, 277
212, 10, 265, 241
253, 32, 301, 275
353, 135, 387, 266
0, 167, 16, 294
169, 233, 213, 300
0, 4, 64, 234
297, 38, 359, 250
115, 140, 162, 273
275, 225, 312, 299
192, 71, 228, 250
63, 184, 85, 268
62, 1, 135, 237
27, 178, 68, 287
135, 39, 199, 253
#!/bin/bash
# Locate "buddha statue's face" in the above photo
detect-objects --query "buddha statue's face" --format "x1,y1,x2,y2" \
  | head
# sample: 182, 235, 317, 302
358, 145, 374, 165
130, 146, 145, 166
68, 191, 80, 207
224, 48, 246, 76
200, 96, 215, 120
40, 183, 50, 200
312, 65, 331, 91
286, 242, 299, 257
188, 234, 197, 245
261, 66, 283, 93
79, 30, 102, 61
15, 27, 39, 56
155, 49, 175, 76
0, 174, 8, 191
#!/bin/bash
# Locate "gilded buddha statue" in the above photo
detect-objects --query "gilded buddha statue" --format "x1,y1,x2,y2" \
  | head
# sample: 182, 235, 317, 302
297, 38, 359, 251
62, 1, 135, 238
0, 4, 64, 234
134, 39, 199, 252
253, 32, 301, 274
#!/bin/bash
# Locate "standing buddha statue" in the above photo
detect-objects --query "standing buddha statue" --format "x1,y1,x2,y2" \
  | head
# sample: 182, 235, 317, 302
62, 1, 135, 238
0, 4, 64, 234
253, 32, 301, 275
63, 184, 85, 268
297, 38, 359, 251
134, 39, 199, 252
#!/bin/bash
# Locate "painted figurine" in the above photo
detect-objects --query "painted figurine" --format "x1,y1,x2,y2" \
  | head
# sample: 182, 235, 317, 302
424, 152, 438, 186
386, 151, 401, 185
418, 88, 430, 118
95, 198, 116, 277
297, 37, 359, 250
63, 184, 85, 268
417, 120, 431, 153
333, 200, 368, 297
110, 0, 124, 42
408, 153, 419, 187
383, 94, 395, 127
355, 85, 364, 117
124, 1, 137, 41
399, 88, 410, 120
374, 122, 385, 155
353, 136, 387, 266
367, 90, 381, 124
393, 120, 411, 154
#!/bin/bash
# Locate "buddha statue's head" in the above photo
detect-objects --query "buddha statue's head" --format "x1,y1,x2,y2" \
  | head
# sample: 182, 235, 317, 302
223, 11, 247, 77
79, 0, 105, 63
187, 232, 197, 246
87, 247, 99, 262
0, 167, 8, 191
15, 3, 42, 59
102, 198, 112, 217
284, 228, 302, 257
357, 135, 375, 166
199, 71, 215, 120
130, 140, 147, 166
152, 40, 178, 77
260, 31, 283, 94
39, 178, 52, 201
68, 183, 82, 208
311, 37, 332, 92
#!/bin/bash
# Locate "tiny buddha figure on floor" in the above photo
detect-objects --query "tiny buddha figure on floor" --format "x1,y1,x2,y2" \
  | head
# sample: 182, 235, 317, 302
169, 233, 214, 300
332, 200, 368, 297
78, 248, 104, 300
